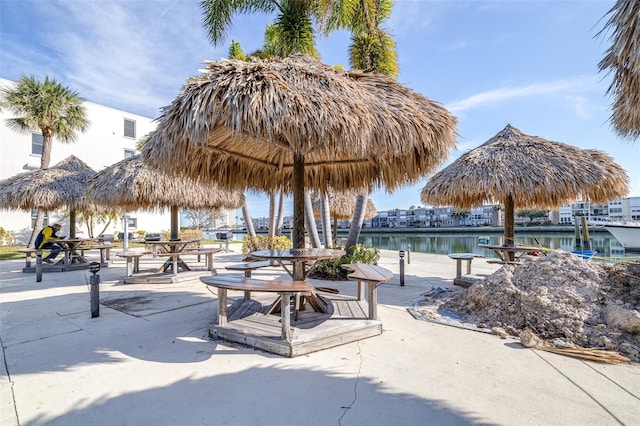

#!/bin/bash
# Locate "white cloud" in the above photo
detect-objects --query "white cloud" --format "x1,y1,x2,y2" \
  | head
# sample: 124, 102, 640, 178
446, 76, 598, 115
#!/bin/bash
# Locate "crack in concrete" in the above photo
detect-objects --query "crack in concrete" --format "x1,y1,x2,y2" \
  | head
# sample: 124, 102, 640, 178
338, 341, 363, 426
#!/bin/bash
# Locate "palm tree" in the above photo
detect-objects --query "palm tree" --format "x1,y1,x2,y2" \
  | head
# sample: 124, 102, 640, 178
202, 0, 327, 243
1, 75, 89, 246
201, 0, 320, 58
330, 0, 398, 252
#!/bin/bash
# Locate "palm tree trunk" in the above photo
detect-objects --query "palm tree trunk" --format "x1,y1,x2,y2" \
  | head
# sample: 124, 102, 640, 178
275, 190, 285, 236
304, 190, 321, 248
69, 209, 77, 238
268, 192, 276, 238
242, 200, 256, 237
320, 195, 332, 248
292, 153, 305, 249
345, 194, 367, 253
504, 194, 515, 261
29, 132, 54, 247
333, 215, 339, 246
170, 205, 180, 240
28, 210, 45, 248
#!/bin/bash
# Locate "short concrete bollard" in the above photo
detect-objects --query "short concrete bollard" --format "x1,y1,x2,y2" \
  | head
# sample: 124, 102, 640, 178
89, 262, 101, 318
399, 250, 405, 286
36, 249, 43, 282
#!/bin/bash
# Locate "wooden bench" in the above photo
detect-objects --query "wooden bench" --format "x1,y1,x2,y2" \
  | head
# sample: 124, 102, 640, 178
342, 263, 394, 320
18, 247, 70, 271
116, 252, 150, 276
183, 248, 222, 271
200, 275, 315, 341
79, 244, 113, 265
226, 260, 293, 278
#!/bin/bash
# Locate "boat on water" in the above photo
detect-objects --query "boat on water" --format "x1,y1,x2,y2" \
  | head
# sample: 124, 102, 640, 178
602, 223, 640, 252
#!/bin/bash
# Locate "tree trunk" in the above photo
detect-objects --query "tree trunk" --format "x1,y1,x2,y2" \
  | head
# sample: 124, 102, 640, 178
170, 206, 180, 240
320, 195, 332, 248
292, 153, 305, 250
69, 209, 77, 238
242, 200, 256, 237
504, 194, 515, 260
268, 192, 276, 239
28, 211, 45, 248
345, 194, 367, 254
28, 131, 54, 247
275, 190, 285, 236
333, 215, 339, 246
304, 190, 321, 248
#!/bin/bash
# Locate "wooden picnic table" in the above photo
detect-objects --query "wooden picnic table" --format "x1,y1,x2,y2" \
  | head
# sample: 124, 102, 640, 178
250, 248, 345, 314
51, 238, 101, 268
144, 239, 201, 273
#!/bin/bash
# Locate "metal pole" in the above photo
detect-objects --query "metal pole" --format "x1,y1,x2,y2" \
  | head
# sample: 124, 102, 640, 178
399, 250, 405, 286
36, 249, 43, 282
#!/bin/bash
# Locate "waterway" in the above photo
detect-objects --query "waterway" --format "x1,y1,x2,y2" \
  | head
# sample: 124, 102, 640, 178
355, 231, 638, 263
230, 228, 639, 263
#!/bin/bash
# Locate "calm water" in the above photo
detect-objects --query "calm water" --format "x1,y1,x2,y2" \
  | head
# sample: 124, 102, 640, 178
355, 231, 639, 262
233, 230, 639, 262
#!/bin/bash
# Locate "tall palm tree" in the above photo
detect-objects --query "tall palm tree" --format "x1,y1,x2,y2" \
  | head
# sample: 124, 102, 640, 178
201, 0, 320, 58
203, 0, 327, 243
328, 0, 398, 252
1, 75, 89, 246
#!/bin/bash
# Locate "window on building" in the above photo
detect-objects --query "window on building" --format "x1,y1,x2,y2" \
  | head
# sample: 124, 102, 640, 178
31, 210, 49, 229
31, 133, 43, 155
124, 118, 136, 139
124, 149, 135, 159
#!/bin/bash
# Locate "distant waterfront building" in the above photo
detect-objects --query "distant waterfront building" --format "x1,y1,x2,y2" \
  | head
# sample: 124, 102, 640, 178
556, 197, 638, 225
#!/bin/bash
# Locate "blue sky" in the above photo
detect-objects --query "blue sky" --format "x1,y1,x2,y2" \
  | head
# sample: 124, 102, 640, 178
1, 0, 638, 218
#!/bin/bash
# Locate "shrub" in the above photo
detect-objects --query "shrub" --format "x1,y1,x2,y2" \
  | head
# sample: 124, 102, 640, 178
242, 235, 291, 257
309, 244, 380, 280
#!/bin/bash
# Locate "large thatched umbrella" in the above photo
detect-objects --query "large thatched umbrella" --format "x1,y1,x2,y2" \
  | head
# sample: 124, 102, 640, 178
142, 55, 457, 278
598, 0, 640, 139
421, 124, 629, 258
312, 190, 377, 245
85, 155, 246, 241
0, 155, 96, 238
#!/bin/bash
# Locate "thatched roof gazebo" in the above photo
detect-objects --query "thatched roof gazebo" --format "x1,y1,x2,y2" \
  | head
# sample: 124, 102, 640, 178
312, 190, 377, 245
85, 155, 246, 241
598, 0, 640, 139
420, 124, 629, 257
0, 155, 96, 238
141, 55, 457, 278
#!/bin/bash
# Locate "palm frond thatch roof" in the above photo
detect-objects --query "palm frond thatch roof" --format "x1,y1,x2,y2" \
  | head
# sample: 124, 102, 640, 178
312, 190, 377, 220
0, 155, 96, 211
420, 125, 629, 209
598, 0, 640, 139
141, 55, 457, 194
85, 155, 245, 211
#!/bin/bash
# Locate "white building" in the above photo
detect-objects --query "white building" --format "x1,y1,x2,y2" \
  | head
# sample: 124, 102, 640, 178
0, 78, 233, 243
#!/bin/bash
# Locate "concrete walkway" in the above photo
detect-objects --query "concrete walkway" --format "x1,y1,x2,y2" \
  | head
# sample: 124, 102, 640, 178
1, 247, 639, 425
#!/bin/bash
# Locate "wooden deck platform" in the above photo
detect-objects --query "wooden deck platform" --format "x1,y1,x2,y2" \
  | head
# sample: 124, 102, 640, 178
208, 292, 383, 357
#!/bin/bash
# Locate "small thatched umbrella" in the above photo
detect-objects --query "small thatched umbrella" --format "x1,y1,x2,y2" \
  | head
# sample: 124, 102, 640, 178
420, 124, 629, 258
312, 190, 377, 245
598, 0, 640, 139
85, 155, 246, 241
0, 155, 96, 238
142, 55, 457, 278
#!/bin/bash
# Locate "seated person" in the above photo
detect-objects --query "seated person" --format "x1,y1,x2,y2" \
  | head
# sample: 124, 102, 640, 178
34, 223, 65, 264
